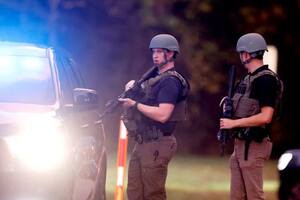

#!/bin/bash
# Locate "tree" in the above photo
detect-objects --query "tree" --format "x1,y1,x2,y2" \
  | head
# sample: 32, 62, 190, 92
0, 0, 298, 155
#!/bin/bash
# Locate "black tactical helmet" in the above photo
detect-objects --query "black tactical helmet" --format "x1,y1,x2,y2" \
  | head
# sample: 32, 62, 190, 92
149, 34, 180, 53
236, 33, 268, 53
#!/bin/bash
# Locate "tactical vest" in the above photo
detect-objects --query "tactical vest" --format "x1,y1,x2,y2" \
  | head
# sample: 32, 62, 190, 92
141, 70, 189, 121
121, 70, 189, 140
232, 68, 283, 160
232, 69, 282, 120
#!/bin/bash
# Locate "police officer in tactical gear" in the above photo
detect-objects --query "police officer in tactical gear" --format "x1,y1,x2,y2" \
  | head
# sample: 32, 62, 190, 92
220, 33, 283, 200
119, 34, 189, 200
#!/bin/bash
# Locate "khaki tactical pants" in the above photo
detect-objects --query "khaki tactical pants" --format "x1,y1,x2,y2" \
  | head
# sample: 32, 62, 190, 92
127, 135, 177, 200
230, 137, 272, 200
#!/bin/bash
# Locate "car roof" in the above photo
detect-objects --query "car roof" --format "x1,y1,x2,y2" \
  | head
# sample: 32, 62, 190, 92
0, 41, 50, 57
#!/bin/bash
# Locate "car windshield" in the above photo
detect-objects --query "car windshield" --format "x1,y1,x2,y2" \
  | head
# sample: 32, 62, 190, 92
0, 55, 56, 105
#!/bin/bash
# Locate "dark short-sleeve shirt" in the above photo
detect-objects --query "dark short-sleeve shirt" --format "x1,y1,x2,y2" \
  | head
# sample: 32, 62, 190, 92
249, 65, 279, 108
141, 70, 183, 106
156, 76, 182, 104
142, 70, 183, 133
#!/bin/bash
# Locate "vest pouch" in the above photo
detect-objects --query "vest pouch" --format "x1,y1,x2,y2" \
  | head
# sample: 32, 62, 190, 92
233, 96, 260, 118
141, 82, 157, 104
122, 118, 138, 134
142, 126, 163, 142
121, 108, 142, 136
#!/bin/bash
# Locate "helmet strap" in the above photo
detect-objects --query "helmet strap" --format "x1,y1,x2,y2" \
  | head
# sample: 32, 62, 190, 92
242, 50, 264, 64
242, 58, 252, 65
163, 49, 175, 62
250, 50, 264, 58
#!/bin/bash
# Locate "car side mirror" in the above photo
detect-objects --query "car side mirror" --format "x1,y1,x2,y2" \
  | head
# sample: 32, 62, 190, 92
73, 88, 99, 110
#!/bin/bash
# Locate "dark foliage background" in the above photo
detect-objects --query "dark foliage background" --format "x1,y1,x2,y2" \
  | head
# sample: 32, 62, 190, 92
0, 0, 299, 157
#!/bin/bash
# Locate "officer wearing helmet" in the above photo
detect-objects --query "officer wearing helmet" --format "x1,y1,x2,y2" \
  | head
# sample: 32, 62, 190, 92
220, 33, 283, 199
119, 34, 189, 200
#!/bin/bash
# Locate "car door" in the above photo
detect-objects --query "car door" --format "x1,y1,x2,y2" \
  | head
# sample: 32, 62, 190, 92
55, 52, 107, 200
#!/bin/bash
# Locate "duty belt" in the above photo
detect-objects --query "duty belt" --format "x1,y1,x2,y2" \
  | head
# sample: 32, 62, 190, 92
233, 127, 269, 160
134, 126, 171, 144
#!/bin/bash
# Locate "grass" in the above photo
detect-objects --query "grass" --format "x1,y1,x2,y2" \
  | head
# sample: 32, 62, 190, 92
106, 154, 279, 200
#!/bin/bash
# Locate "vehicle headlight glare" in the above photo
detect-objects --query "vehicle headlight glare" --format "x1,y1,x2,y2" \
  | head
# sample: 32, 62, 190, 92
4, 117, 68, 172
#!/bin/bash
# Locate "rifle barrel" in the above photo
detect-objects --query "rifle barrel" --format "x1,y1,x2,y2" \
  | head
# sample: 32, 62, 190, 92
227, 65, 236, 98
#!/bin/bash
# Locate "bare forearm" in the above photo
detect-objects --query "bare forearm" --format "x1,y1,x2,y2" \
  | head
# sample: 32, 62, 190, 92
137, 103, 174, 123
234, 112, 272, 128
119, 97, 175, 123
220, 107, 274, 129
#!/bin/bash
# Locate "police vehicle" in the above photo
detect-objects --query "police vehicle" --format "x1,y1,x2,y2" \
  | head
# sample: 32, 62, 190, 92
0, 42, 107, 200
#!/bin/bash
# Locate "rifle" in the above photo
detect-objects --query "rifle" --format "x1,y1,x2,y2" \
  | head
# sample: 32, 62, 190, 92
217, 65, 236, 156
99, 66, 158, 119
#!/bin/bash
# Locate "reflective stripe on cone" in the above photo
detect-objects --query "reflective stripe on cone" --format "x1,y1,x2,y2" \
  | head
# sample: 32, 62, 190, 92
114, 120, 128, 200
